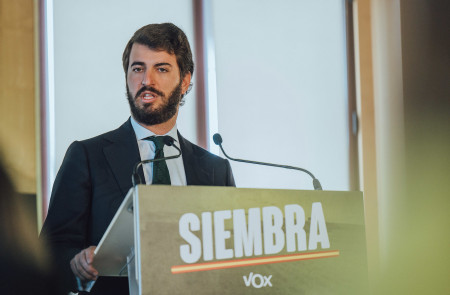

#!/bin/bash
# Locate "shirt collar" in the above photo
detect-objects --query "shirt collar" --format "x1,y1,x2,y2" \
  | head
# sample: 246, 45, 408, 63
130, 116, 179, 142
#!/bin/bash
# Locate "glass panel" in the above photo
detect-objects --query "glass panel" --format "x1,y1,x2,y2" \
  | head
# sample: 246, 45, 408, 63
212, 0, 350, 190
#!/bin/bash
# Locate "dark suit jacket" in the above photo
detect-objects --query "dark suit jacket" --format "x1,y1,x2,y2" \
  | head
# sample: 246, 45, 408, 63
40, 119, 235, 294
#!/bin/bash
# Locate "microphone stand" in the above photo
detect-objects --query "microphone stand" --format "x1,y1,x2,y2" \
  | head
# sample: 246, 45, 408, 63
131, 136, 182, 187
213, 133, 322, 190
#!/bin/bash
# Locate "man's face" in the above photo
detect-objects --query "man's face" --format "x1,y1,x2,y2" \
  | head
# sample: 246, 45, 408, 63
126, 43, 191, 126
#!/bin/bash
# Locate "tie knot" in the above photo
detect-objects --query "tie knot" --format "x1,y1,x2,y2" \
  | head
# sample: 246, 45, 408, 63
145, 136, 166, 151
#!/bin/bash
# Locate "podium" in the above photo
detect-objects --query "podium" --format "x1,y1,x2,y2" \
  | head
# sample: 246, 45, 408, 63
93, 185, 368, 294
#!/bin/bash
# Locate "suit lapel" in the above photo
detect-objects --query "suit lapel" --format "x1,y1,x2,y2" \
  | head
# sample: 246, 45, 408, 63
103, 119, 145, 195
178, 131, 214, 185
102, 123, 212, 191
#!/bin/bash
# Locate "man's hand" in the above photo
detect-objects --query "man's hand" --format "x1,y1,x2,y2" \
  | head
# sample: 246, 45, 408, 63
70, 246, 98, 282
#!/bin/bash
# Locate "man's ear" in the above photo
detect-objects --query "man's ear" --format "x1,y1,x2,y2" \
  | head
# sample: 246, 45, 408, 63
181, 72, 192, 94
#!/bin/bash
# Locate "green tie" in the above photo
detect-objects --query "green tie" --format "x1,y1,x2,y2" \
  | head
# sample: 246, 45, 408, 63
146, 136, 171, 185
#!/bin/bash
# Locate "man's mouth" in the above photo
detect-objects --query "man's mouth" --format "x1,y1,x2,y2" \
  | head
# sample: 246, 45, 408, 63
141, 92, 157, 103
135, 86, 164, 103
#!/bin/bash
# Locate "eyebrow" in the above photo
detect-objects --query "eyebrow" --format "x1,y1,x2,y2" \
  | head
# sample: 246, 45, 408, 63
154, 62, 173, 68
130, 61, 145, 67
130, 61, 173, 68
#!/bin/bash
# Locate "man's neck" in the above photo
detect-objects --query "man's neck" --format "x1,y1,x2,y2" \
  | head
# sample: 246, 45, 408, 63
135, 115, 178, 135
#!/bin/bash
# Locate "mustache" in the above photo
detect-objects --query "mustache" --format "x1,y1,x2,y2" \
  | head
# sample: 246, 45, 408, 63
135, 86, 164, 99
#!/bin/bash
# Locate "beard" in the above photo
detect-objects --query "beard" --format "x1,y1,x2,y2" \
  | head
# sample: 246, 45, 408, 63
126, 82, 182, 126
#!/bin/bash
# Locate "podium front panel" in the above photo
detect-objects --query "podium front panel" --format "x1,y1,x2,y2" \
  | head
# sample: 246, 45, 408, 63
136, 185, 367, 295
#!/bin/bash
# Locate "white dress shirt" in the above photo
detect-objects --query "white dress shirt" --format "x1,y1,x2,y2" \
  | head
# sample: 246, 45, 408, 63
130, 117, 187, 186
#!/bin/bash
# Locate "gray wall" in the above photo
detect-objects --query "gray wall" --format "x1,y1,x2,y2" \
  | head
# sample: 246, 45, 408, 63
212, 0, 350, 190
50, 0, 350, 192
52, 0, 197, 176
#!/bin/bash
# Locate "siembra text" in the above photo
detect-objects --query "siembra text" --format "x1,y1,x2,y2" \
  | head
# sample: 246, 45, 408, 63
178, 202, 330, 263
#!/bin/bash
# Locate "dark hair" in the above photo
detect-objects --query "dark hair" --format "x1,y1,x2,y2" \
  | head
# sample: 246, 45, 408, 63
122, 23, 194, 78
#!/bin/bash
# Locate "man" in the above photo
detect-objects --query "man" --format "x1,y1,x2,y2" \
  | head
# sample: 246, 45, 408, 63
40, 23, 235, 294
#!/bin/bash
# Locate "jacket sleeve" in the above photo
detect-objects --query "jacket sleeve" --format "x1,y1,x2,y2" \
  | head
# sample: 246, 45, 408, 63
224, 159, 236, 187
40, 141, 92, 291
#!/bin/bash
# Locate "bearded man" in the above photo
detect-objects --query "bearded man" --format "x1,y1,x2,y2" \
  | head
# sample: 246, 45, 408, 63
40, 23, 235, 295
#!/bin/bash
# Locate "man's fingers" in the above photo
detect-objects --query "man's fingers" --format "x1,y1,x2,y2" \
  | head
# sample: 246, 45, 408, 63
84, 246, 98, 276
79, 256, 98, 279
70, 258, 82, 279
83, 246, 96, 265
71, 255, 94, 281
70, 247, 98, 281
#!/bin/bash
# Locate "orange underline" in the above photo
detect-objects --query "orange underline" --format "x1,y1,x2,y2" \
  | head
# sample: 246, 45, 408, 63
171, 250, 339, 274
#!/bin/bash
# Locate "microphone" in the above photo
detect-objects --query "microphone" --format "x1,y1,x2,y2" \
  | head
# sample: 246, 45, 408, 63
131, 135, 182, 186
213, 133, 323, 190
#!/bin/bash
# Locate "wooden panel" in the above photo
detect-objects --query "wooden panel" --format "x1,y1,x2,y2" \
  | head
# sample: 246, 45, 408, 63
138, 186, 368, 295
353, 0, 380, 285
0, 0, 36, 193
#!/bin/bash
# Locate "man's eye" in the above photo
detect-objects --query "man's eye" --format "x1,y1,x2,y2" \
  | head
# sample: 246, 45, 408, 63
132, 67, 143, 73
158, 68, 168, 73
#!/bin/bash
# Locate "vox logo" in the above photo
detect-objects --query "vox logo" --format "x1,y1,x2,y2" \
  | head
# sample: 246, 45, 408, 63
243, 272, 272, 288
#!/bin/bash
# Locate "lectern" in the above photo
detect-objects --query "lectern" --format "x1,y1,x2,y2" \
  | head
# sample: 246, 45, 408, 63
93, 185, 368, 294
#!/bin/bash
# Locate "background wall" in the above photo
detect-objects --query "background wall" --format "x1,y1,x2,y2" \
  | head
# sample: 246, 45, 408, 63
356, 0, 450, 293
212, 0, 350, 191
382, 0, 449, 293
0, 0, 36, 194
49, 0, 352, 193
52, 0, 197, 180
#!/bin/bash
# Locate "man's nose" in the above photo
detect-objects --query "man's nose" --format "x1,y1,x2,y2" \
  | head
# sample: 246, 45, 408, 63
141, 71, 154, 86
